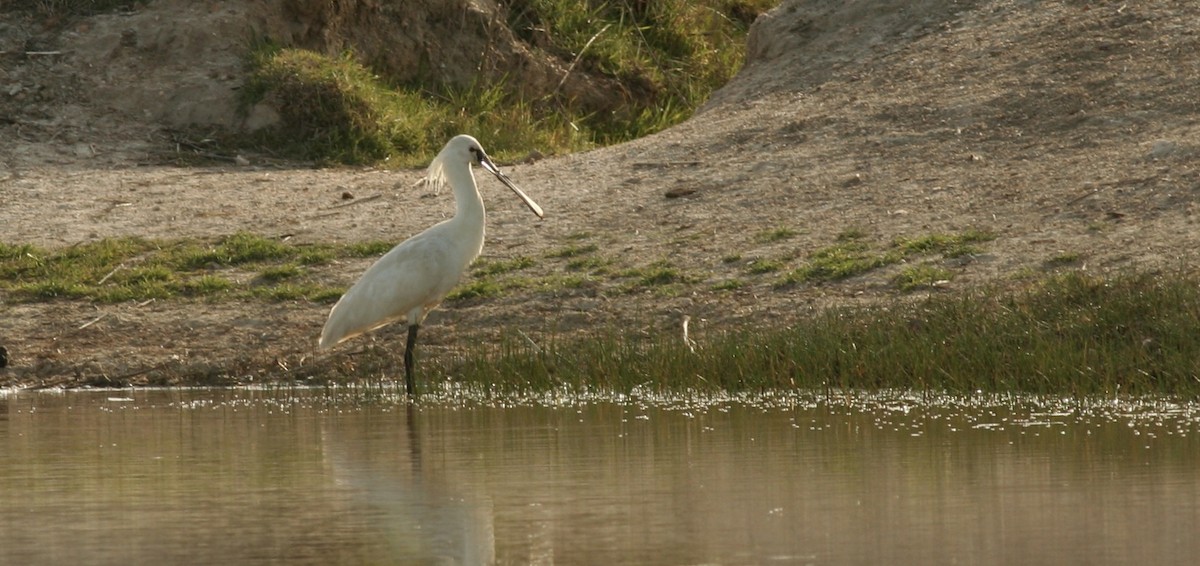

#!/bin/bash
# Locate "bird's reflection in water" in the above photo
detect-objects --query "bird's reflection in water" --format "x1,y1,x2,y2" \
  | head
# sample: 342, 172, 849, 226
320, 404, 495, 565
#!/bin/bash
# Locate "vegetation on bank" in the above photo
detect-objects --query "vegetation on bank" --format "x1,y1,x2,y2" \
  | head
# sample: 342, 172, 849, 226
4, 233, 1199, 397
431, 271, 1200, 398
238, 48, 585, 167
0, 228, 994, 305
0, 234, 377, 304
236, 0, 776, 165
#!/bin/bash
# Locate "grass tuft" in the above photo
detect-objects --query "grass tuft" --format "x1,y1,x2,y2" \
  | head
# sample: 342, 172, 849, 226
448, 279, 505, 301
474, 256, 537, 277
779, 241, 902, 286
177, 232, 292, 269
547, 243, 600, 259
895, 229, 995, 258
177, 275, 234, 297
258, 264, 302, 283
623, 261, 688, 288
767, 229, 996, 288
343, 241, 396, 258
712, 279, 745, 291
566, 256, 612, 272
1045, 252, 1082, 268
894, 264, 954, 291
747, 258, 785, 274
755, 227, 797, 243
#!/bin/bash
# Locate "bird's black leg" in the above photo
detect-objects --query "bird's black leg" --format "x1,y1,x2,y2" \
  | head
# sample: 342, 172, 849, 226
404, 324, 419, 396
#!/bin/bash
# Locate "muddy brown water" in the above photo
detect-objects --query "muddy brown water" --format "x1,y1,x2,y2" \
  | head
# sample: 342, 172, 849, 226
2, 388, 1198, 565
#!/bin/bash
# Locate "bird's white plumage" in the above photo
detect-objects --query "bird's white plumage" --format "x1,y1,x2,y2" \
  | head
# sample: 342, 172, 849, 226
318, 217, 482, 348
318, 135, 541, 351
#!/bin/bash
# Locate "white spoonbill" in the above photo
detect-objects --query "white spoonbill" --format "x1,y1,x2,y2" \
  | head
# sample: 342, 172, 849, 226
318, 134, 544, 395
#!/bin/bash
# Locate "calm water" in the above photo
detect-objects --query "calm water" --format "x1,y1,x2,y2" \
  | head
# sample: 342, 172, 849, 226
1, 388, 1199, 565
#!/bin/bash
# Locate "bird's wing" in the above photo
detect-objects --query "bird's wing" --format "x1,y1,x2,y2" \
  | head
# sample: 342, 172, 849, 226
319, 227, 468, 349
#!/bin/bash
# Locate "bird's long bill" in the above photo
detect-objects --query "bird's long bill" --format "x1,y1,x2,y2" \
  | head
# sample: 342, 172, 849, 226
480, 157, 544, 219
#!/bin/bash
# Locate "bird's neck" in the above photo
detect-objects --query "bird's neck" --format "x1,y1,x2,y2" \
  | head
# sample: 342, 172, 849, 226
448, 164, 486, 225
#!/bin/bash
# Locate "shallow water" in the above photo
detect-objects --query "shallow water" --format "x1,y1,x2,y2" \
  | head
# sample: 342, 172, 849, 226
2, 388, 1198, 565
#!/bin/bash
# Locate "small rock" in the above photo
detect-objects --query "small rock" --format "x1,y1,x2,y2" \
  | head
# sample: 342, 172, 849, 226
1148, 140, 1177, 160
341, 191, 355, 200
120, 29, 138, 48
522, 149, 545, 164
665, 187, 697, 199
243, 102, 281, 132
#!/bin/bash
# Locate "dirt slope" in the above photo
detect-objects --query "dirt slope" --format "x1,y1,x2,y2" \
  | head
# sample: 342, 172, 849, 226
1, 0, 1198, 387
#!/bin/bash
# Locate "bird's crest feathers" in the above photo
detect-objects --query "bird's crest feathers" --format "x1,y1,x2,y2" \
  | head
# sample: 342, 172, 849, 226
423, 135, 477, 195
422, 154, 450, 195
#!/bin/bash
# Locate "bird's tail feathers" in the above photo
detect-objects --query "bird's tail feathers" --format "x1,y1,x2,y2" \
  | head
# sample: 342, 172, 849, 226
318, 325, 344, 351
319, 308, 359, 350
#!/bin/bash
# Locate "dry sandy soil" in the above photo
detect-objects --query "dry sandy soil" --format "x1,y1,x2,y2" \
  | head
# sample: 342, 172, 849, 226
1, 0, 1198, 388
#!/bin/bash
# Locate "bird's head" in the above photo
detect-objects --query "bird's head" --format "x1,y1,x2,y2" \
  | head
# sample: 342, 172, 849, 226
439, 134, 484, 166
432, 134, 544, 219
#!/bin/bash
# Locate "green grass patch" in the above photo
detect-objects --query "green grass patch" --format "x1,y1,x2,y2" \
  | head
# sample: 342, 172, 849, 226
549, 242, 613, 274
755, 227, 797, 243
747, 258, 785, 274
609, 262, 697, 296
779, 241, 903, 286
447, 279, 506, 301
1045, 252, 1082, 268
532, 274, 595, 291
712, 279, 745, 291
836, 227, 869, 242
565, 255, 612, 273
296, 247, 336, 265
176, 275, 235, 297
620, 261, 689, 289
473, 256, 537, 277
895, 229, 995, 258
176, 233, 293, 269
0, 234, 411, 304
894, 264, 954, 292
769, 229, 996, 287
547, 243, 600, 259
342, 241, 396, 258
0, 233, 603, 306
440, 271, 1200, 398
257, 264, 302, 282
443, 263, 542, 300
